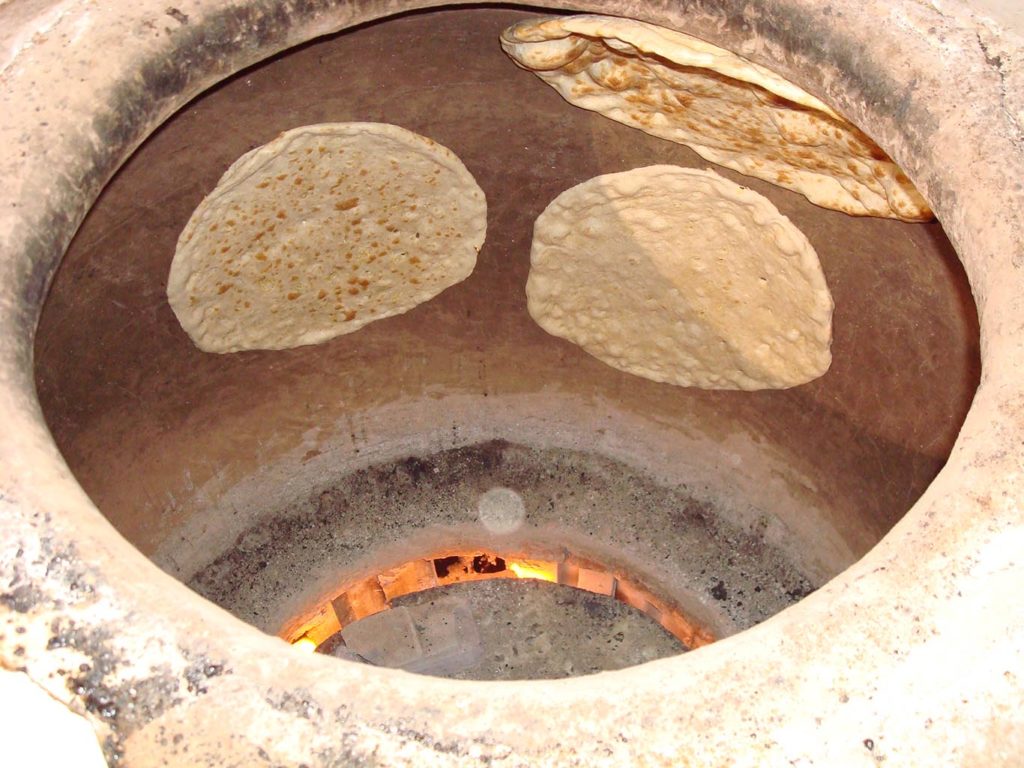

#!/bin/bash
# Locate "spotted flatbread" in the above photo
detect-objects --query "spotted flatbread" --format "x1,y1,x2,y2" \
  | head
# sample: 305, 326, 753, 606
502, 15, 931, 221
168, 123, 487, 353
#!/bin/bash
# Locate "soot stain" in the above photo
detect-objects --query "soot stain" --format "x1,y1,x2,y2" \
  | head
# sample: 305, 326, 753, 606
189, 440, 815, 638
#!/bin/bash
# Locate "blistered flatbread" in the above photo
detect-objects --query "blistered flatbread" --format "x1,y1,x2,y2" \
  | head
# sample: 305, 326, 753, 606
502, 15, 931, 221
527, 166, 833, 390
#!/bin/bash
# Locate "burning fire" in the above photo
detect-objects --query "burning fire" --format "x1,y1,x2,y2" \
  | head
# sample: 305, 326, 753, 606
507, 560, 557, 582
280, 548, 712, 653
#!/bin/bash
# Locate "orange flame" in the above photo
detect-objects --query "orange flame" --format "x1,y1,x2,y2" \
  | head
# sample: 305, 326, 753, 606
507, 560, 557, 582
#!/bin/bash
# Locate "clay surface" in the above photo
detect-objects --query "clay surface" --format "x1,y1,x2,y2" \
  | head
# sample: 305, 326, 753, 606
388, 579, 686, 680
0, 1, 1021, 767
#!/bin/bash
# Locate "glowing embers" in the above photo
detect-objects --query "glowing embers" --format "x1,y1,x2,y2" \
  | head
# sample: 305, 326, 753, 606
284, 549, 714, 663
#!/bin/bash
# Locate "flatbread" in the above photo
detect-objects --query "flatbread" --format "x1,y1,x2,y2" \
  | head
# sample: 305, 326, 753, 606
526, 166, 833, 390
168, 123, 487, 353
501, 15, 931, 221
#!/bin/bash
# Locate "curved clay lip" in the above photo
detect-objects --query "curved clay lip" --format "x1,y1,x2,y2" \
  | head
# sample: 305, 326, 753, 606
1, 0, 1022, 765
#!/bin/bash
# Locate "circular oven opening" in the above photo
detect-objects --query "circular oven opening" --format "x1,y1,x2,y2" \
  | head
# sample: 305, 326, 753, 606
32, 6, 980, 683
10, 1, 1018, 764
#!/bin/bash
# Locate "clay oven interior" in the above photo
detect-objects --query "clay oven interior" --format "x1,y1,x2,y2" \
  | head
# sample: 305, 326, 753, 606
32, 6, 979, 676
3, 0, 1020, 765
